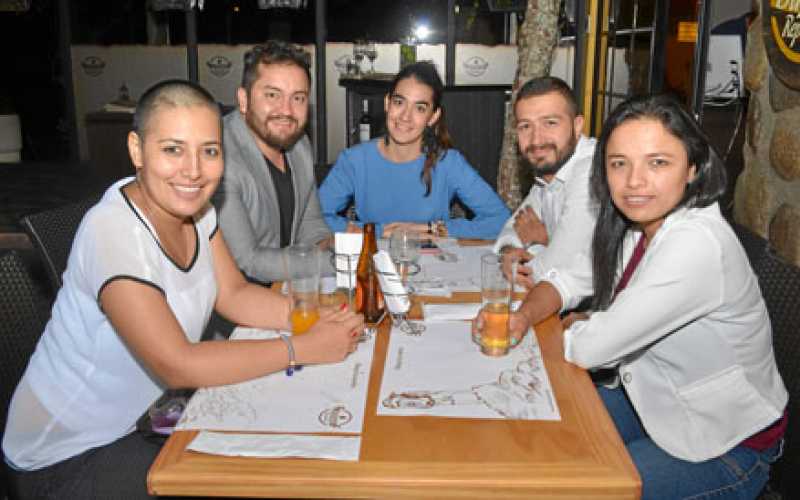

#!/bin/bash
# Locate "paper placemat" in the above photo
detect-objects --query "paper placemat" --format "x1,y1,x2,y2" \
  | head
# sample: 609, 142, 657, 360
177, 328, 375, 434
378, 322, 560, 421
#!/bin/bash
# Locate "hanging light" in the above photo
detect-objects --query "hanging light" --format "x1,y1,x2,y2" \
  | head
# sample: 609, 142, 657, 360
413, 24, 432, 41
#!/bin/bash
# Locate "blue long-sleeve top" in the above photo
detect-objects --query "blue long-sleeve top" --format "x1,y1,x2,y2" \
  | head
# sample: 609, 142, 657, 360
319, 140, 510, 239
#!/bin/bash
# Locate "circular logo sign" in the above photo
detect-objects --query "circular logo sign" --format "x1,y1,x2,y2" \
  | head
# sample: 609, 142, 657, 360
763, 0, 800, 89
463, 56, 489, 77
81, 56, 106, 77
206, 55, 232, 78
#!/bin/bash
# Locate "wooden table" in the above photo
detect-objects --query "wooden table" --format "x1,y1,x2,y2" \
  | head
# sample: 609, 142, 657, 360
148, 288, 640, 499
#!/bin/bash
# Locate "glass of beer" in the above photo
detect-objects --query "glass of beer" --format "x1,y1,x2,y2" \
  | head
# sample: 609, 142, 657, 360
286, 245, 321, 335
479, 253, 511, 356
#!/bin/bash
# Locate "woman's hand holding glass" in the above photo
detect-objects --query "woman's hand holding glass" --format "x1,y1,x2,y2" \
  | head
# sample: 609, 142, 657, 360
292, 307, 364, 364
471, 309, 531, 351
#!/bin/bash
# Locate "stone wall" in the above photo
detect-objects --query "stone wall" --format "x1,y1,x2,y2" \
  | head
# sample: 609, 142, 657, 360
735, 7, 800, 266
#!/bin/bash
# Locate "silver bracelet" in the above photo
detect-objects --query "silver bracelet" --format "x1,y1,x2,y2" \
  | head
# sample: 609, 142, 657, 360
278, 334, 299, 376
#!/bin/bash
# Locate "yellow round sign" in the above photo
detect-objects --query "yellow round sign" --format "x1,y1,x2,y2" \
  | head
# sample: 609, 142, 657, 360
764, 0, 800, 88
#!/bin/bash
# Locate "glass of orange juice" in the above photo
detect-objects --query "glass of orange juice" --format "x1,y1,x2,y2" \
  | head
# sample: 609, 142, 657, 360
286, 245, 320, 335
478, 253, 511, 356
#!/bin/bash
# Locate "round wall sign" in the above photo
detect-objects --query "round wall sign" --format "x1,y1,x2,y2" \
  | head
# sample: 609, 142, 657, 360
763, 0, 800, 89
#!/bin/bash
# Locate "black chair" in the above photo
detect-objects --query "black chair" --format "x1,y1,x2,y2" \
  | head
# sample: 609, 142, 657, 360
731, 222, 769, 270
20, 195, 100, 294
732, 222, 800, 498
0, 250, 52, 499
755, 248, 800, 498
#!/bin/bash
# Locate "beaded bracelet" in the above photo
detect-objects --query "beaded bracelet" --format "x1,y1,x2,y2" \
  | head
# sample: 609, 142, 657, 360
279, 334, 300, 376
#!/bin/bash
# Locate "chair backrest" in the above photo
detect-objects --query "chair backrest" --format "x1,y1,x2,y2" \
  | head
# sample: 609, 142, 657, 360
731, 222, 769, 269
731, 222, 800, 496
755, 248, 800, 497
20, 195, 100, 294
0, 250, 51, 498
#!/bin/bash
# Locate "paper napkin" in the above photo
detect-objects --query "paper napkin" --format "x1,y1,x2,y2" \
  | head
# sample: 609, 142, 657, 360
334, 233, 363, 288
188, 431, 361, 461
372, 250, 410, 314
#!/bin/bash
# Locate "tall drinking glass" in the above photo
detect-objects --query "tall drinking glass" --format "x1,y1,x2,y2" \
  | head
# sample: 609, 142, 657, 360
479, 253, 511, 356
286, 245, 320, 335
319, 247, 346, 308
389, 229, 420, 287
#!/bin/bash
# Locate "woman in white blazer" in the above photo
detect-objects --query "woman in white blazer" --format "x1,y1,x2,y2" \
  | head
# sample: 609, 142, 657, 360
478, 94, 788, 499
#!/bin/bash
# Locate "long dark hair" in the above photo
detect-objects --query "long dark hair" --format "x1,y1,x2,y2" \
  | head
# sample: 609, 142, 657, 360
385, 62, 453, 196
590, 94, 727, 310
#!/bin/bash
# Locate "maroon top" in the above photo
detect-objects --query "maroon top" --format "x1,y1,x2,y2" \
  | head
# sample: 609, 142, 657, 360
741, 406, 788, 451
614, 235, 646, 297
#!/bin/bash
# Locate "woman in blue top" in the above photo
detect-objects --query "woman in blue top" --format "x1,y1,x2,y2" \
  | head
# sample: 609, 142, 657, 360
319, 62, 509, 240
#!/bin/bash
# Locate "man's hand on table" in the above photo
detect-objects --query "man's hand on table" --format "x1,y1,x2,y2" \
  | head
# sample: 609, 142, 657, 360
316, 235, 334, 250
500, 246, 535, 290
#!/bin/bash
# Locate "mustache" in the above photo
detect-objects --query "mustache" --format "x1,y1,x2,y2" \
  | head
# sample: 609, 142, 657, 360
524, 143, 557, 157
266, 115, 298, 125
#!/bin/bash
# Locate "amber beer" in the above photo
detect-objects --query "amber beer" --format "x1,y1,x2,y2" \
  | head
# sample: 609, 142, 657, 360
356, 223, 385, 324
480, 254, 511, 356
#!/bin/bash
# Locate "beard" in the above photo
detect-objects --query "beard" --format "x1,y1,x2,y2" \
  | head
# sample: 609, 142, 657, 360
522, 133, 579, 178
246, 112, 306, 151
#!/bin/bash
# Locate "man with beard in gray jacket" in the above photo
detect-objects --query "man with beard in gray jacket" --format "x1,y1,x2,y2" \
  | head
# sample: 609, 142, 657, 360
214, 40, 330, 285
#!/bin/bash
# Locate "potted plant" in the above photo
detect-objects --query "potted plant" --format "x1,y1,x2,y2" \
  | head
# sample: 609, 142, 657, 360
0, 89, 22, 163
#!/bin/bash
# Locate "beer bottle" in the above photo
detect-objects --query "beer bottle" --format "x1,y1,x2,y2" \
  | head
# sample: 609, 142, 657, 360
358, 99, 372, 143
355, 223, 385, 324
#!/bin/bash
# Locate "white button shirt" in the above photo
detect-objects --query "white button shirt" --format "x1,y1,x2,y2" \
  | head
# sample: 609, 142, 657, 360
547, 204, 788, 462
492, 136, 597, 281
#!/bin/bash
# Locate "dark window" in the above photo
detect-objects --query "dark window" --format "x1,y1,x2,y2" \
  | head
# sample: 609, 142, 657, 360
71, 1, 148, 45
327, 0, 448, 43
192, 1, 316, 44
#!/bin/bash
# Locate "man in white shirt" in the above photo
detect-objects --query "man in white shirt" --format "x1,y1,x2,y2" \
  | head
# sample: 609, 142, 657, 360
493, 77, 597, 288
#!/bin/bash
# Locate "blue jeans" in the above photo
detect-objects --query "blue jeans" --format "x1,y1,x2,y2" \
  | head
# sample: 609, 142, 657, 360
598, 386, 783, 500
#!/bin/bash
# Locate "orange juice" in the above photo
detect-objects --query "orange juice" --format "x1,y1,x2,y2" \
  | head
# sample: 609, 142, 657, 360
480, 302, 510, 356
291, 307, 320, 335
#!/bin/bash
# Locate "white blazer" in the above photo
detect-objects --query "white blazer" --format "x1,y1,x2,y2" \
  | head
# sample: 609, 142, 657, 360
548, 204, 788, 462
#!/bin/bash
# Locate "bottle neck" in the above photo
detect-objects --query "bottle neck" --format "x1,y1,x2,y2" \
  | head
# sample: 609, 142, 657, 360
362, 223, 377, 253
